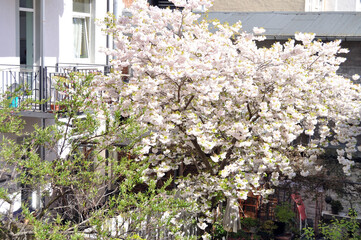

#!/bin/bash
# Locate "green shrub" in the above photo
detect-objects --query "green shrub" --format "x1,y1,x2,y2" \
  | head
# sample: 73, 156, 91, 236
275, 203, 295, 223
303, 209, 360, 240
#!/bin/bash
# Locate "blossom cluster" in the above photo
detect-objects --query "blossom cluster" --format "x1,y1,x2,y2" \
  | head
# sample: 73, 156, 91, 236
95, 0, 361, 231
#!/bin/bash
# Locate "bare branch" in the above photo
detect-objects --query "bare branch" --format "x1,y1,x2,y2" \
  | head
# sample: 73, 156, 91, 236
182, 95, 194, 111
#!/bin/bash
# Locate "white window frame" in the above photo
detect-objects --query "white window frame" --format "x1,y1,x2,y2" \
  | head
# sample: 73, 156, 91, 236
19, 2, 35, 67
72, 0, 92, 60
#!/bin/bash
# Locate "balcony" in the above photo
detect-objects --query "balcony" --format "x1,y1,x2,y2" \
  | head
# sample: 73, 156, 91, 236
0, 63, 110, 118
148, 0, 178, 9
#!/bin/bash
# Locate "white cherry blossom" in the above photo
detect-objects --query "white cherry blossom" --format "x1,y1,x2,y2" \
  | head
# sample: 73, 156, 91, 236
95, 0, 361, 231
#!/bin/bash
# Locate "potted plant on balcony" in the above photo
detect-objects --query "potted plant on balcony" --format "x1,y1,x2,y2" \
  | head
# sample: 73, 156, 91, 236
7, 83, 20, 108
330, 200, 343, 215
50, 103, 67, 112
259, 220, 277, 239
50, 75, 71, 113
274, 203, 295, 239
240, 217, 259, 233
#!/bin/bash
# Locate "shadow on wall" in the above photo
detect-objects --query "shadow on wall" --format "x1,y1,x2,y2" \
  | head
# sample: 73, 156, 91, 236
0, 0, 18, 59
0, 0, 64, 63
44, 0, 64, 65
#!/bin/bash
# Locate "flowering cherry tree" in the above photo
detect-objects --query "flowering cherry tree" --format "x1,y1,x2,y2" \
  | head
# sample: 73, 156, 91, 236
97, 0, 361, 231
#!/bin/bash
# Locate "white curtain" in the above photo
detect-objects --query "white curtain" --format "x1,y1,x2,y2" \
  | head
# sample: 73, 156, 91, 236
73, 18, 85, 58
223, 198, 242, 233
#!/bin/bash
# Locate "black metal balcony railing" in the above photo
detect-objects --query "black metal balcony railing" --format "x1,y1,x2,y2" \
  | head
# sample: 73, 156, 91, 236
0, 64, 110, 113
148, 0, 182, 9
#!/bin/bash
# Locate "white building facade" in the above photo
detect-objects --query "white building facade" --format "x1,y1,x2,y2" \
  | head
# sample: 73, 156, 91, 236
210, 0, 361, 12
305, 0, 361, 11
0, 0, 126, 213
0, 0, 114, 67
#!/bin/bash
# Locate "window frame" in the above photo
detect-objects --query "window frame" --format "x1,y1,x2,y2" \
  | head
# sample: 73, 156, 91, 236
72, 0, 92, 60
19, 1, 35, 67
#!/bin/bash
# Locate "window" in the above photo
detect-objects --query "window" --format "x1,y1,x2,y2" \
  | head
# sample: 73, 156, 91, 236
20, 0, 33, 8
19, 0, 34, 66
73, 0, 91, 59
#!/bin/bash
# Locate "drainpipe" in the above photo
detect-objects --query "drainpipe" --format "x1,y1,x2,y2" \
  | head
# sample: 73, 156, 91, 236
104, 0, 119, 73
40, 0, 45, 110
105, 0, 110, 73
114, 0, 120, 49
41, 0, 45, 68
114, 0, 119, 21
112, 0, 119, 58
39, 0, 46, 210
104, 0, 112, 191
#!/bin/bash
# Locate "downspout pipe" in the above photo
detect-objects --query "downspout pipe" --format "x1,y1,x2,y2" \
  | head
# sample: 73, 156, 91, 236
113, 0, 118, 21
40, 0, 45, 110
38, 0, 46, 210
105, 0, 110, 73
112, 0, 119, 57
41, 0, 45, 68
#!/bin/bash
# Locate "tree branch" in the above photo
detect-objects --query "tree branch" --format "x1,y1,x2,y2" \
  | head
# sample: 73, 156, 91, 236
219, 137, 237, 171
247, 102, 253, 120
35, 189, 72, 219
190, 138, 212, 172
182, 95, 194, 111
177, 125, 212, 172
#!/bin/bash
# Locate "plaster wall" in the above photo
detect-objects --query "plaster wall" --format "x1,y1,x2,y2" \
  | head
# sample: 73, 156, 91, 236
58, 0, 76, 64
57, 0, 107, 65
210, 0, 306, 12
43, 0, 64, 66
357, 0, 361, 11
324, 0, 337, 11
323, 0, 357, 11
0, 0, 108, 67
0, 0, 18, 65
93, 0, 108, 65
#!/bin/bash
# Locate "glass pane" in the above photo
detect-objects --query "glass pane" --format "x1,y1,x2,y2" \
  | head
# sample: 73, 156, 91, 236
73, 18, 89, 58
19, 11, 34, 66
73, 0, 91, 13
20, 0, 33, 8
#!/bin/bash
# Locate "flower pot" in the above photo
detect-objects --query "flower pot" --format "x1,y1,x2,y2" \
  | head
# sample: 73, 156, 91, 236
331, 207, 340, 215
8, 96, 19, 108
330, 200, 343, 215
274, 221, 286, 236
50, 104, 66, 113
275, 233, 293, 240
